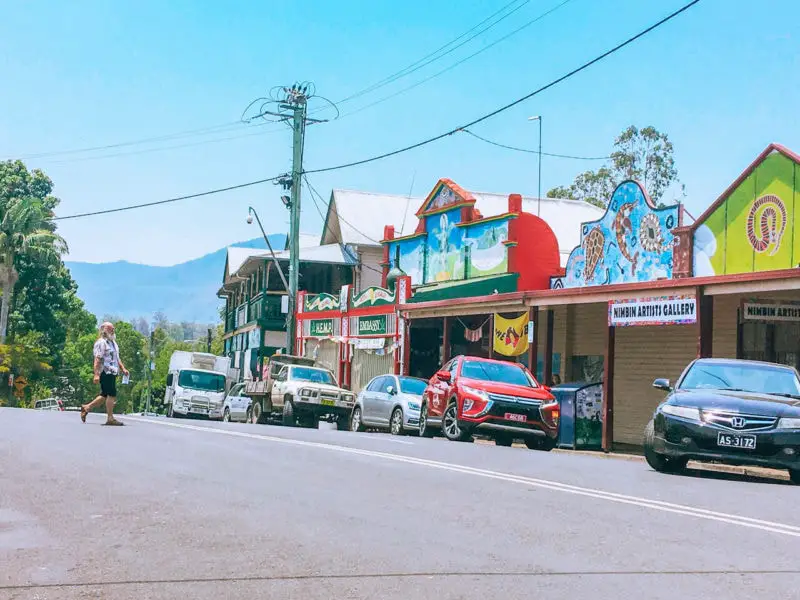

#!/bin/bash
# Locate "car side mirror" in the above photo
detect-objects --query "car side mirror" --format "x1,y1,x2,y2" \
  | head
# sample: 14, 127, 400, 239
166, 374, 174, 386
653, 378, 672, 391
386, 385, 396, 395
436, 370, 451, 382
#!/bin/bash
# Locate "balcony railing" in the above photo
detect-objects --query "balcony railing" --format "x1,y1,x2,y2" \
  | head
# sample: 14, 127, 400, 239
226, 294, 287, 334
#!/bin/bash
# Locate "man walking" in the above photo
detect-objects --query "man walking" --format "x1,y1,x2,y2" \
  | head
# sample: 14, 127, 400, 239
80, 322, 129, 426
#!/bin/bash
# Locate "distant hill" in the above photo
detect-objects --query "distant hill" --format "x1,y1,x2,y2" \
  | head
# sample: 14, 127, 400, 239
66, 235, 286, 323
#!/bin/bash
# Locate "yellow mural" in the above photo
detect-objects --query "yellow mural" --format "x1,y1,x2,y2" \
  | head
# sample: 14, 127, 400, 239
693, 148, 800, 276
493, 313, 529, 357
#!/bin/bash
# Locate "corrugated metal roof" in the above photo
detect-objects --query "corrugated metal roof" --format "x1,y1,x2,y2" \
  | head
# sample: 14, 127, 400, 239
469, 192, 604, 267
327, 187, 603, 267
225, 247, 257, 278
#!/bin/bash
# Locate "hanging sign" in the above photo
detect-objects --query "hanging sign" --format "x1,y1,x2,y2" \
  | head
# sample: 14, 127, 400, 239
493, 313, 529, 357
353, 337, 385, 350
742, 301, 800, 322
357, 314, 388, 336
608, 294, 697, 327
309, 319, 334, 337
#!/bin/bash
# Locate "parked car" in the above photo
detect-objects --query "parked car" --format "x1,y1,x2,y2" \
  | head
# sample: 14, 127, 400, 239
351, 374, 427, 435
644, 358, 800, 483
271, 364, 355, 429
419, 355, 559, 449
34, 398, 63, 411
217, 382, 253, 423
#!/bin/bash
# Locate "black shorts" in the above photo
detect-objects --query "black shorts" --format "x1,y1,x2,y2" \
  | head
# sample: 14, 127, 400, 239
100, 372, 118, 397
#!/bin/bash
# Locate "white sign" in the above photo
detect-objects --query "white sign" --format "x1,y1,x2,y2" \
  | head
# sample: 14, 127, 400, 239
742, 302, 800, 322
609, 295, 697, 327
352, 337, 385, 350
281, 295, 289, 314
527, 320, 534, 343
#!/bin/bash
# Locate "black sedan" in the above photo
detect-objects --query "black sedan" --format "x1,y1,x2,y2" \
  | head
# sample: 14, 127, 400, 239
644, 358, 800, 483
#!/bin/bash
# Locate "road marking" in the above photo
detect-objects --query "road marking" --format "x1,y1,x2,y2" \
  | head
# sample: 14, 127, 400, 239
128, 417, 800, 537
346, 433, 414, 445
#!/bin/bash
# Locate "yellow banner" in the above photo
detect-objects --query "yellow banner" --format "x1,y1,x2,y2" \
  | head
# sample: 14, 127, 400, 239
493, 313, 529, 357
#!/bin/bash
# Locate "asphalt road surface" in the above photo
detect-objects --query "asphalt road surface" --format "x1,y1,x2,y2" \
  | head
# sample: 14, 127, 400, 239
2, 408, 799, 600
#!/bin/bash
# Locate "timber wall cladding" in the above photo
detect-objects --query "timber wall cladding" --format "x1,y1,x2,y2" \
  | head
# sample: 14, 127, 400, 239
613, 324, 697, 446
712, 294, 739, 359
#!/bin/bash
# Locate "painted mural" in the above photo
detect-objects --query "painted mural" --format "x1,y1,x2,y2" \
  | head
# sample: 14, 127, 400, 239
552, 181, 679, 288
385, 180, 512, 286
693, 148, 800, 276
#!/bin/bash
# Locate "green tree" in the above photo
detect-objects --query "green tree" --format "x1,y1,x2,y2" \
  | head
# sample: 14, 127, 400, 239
112, 321, 147, 413
547, 126, 680, 208
0, 160, 67, 343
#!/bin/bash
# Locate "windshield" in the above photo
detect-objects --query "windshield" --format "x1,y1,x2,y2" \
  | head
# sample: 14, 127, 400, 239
679, 361, 800, 397
178, 370, 226, 392
399, 377, 427, 395
291, 366, 336, 385
460, 360, 535, 387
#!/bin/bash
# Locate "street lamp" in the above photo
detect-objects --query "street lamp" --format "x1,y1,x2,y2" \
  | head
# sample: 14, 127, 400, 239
528, 115, 542, 216
247, 206, 292, 353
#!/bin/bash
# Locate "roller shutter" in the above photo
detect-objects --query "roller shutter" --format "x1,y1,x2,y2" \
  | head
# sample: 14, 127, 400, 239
304, 339, 339, 374
351, 348, 394, 394
613, 324, 697, 446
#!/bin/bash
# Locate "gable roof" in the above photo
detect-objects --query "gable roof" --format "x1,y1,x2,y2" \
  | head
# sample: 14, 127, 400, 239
691, 143, 800, 231
224, 246, 256, 279
324, 190, 424, 246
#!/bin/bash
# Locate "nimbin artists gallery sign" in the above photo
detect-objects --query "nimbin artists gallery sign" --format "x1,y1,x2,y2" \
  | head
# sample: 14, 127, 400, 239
742, 302, 800, 322
608, 295, 697, 327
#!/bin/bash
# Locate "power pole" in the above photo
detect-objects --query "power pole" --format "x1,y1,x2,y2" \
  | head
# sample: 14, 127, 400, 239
285, 87, 308, 355
146, 329, 154, 415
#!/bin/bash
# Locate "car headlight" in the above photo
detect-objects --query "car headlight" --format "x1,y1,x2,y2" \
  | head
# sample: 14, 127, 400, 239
343, 394, 354, 403
300, 388, 313, 397
777, 417, 800, 429
661, 404, 700, 421
407, 401, 421, 411
462, 385, 490, 401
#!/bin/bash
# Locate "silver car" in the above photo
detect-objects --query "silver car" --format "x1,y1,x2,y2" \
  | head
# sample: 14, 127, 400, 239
350, 375, 427, 435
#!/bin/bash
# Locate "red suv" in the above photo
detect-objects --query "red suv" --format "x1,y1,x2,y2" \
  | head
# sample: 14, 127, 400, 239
419, 355, 559, 450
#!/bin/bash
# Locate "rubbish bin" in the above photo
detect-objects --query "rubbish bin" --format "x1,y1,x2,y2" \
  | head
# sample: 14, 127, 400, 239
550, 381, 603, 450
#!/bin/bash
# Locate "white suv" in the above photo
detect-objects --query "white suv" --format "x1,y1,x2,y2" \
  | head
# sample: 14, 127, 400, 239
271, 364, 355, 430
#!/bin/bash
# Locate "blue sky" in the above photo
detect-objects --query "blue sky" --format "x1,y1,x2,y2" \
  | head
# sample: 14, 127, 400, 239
1, 0, 798, 265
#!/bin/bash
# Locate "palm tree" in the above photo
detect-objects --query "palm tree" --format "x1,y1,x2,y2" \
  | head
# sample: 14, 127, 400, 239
0, 197, 67, 344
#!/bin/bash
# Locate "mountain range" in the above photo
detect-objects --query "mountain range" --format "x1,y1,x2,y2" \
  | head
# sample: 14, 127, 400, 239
66, 235, 285, 324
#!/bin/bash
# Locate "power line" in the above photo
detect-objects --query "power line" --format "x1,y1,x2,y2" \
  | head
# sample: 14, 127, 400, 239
460, 129, 610, 160
303, 175, 385, 276
51, 1, 699, 222
336, 0, 573, 121
52, 176, 282, 221
7, 121, 272, 161
305, 0, 700, 175
331, 0, 530, 107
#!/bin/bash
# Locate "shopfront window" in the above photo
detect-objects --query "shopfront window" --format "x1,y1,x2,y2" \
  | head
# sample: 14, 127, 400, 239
739, 319, 800, 370
571, 355, 604, 383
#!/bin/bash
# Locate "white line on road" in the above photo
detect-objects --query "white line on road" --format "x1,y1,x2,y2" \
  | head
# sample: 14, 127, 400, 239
128, 417, 800, 538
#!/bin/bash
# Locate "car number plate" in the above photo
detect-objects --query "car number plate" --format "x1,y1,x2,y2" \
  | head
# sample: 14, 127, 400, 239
717, 432, 756, 449
320, 398, 336, 407
505, 412, 527, 423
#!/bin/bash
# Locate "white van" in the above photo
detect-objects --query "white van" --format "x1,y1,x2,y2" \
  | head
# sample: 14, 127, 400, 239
34, 398, 63, 411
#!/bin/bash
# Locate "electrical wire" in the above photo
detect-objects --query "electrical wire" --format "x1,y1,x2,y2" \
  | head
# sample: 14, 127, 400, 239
7, 121, 272, 161
303, 175, 385, 275
460, 129, 610, 160
51, 1, 700, 222
336, 0, 573, 121
52, 176, 282, 221
331, 0, 530, 107
305, 0, 701, 175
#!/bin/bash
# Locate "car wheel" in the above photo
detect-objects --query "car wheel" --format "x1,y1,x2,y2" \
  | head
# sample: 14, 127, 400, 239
390, 408, 405, 436
789, 469, 800, 485
282, 399, 296, 427
443, 401, 471, 442
419, 403, 435, 438
222, 408, 231, 423
351, 407, 365, 432
494, 435, 513, 447
644, 420, 682, 473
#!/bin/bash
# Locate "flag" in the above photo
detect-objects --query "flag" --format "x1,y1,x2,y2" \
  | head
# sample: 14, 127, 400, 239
493, 313, 529, 357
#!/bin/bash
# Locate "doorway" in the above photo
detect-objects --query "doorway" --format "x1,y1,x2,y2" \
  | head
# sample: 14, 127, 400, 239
738, 320, 800, 370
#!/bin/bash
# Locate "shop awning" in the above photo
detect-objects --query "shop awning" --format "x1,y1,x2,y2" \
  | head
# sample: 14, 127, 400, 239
408, 273, 518, 304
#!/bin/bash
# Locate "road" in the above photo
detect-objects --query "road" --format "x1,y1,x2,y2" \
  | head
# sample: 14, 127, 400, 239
1, 408, 799, 600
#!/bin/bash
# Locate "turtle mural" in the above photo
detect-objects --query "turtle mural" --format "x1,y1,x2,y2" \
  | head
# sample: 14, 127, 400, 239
550, 180, 679, 289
